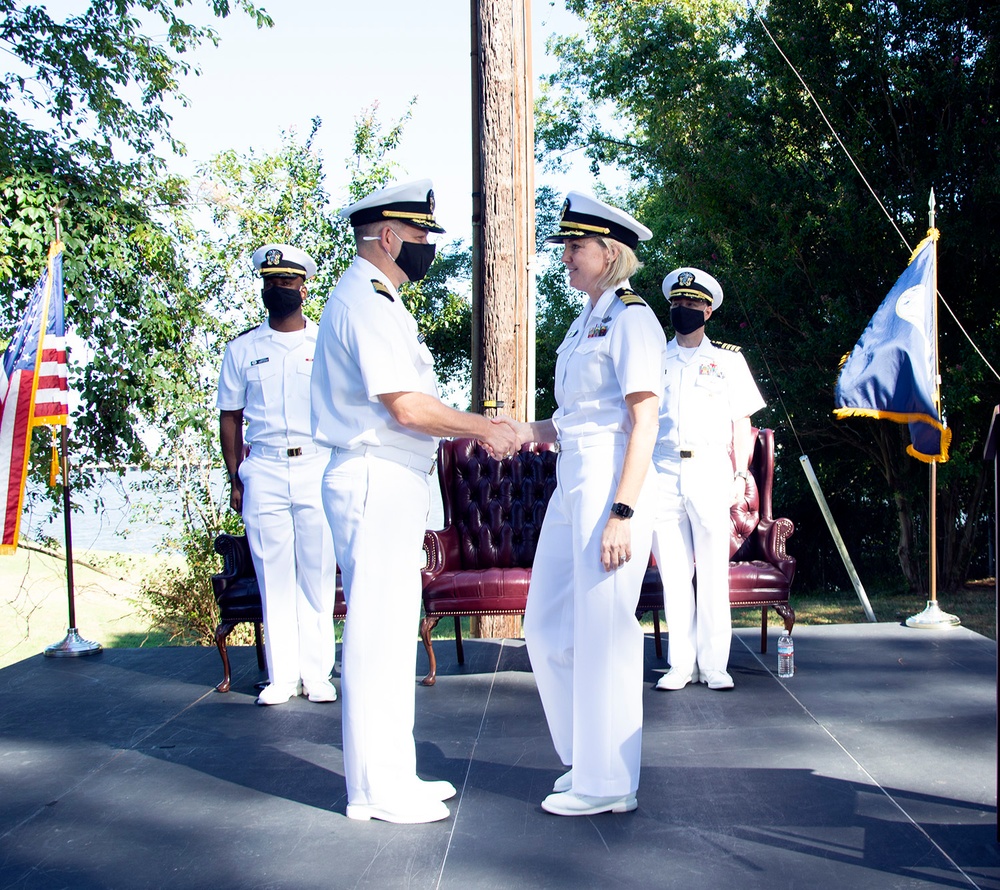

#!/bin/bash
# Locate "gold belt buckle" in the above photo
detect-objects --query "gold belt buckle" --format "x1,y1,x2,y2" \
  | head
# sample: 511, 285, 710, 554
286, 447, 302, 457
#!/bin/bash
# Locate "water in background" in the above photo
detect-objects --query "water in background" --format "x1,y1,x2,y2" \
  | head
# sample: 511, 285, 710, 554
23, 466, 446, 555
23, 468, 193, 554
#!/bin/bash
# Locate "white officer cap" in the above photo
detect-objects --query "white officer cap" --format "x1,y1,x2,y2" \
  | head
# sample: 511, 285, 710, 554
545, 191, 652, 250
663, 267, 723, 311
252, 244, 317, 279
339, 179, 446, 233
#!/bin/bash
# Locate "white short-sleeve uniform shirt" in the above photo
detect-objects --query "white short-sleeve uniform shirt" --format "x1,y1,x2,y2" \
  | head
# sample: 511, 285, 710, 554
216, 320, 319, 447
553, 284, 666, 441
310, 256, 439, 462
656, 337, 765, 455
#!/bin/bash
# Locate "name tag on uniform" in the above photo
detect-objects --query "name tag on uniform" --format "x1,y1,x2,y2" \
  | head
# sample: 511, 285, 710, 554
250, 357, 269, 366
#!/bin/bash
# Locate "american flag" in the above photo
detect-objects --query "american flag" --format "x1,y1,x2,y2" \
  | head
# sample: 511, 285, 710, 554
0, 241, 69, 552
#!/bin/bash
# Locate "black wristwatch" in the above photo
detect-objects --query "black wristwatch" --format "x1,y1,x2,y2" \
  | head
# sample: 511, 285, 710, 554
610, 502, 634, 519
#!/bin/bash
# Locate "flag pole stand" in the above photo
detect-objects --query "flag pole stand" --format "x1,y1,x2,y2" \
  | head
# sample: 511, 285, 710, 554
42, 207, 100, 657
44, 382, 100, 657
906, 462, 960, 628
906, 190, 959, 630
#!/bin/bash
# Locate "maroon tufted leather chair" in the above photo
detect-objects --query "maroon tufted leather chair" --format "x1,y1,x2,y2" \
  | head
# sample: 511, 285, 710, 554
420, 439, 558, 685
636, 427, 796, 654
210, 533, 347, 693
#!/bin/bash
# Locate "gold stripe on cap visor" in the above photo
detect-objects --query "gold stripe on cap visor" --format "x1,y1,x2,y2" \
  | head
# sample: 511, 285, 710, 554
670, 287, 713, 303
381, 210, 435, 221
560, 221, 612, 236
261, 266, 304, 276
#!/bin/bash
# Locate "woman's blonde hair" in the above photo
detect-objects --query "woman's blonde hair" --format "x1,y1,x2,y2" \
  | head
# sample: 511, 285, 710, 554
592, 237, 643, 293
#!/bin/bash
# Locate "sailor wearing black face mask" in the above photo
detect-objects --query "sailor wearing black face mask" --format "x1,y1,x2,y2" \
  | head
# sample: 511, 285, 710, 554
216, 244, 339, 707
651, 267, 765, 693
310, 180, 517, 825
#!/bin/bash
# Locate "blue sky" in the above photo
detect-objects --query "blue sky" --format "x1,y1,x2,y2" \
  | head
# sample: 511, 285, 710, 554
162, 0, 586, 241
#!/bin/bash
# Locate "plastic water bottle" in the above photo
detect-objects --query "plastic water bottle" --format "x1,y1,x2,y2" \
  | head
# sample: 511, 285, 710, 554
777, 631, 794, 678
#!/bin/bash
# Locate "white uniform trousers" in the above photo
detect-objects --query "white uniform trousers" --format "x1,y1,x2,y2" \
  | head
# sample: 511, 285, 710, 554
651, 453, 733, 674
524, 443, 653, 798
239, 449, 337, 689
322, 452, 429, 806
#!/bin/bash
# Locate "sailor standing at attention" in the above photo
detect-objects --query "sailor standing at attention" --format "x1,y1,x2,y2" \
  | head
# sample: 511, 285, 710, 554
217, 244, 339, 706
652, 267, 766, 692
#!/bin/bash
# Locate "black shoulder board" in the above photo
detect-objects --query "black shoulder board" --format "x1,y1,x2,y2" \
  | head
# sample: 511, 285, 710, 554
229, 325, 256, 342
371, 279, 394, 302
712, 341, 743, 353
615, 287, 646, 307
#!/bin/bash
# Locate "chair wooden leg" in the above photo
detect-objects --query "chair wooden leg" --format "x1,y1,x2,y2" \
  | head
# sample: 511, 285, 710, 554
775, 602, 795, 634
454, 617, 465, 665
214, 621, 238, 693
652, 610, 663, 659
253, 621, 265, 669
420, 616, 441, 686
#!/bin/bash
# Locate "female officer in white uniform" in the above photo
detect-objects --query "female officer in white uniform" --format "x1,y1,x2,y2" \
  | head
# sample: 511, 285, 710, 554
508, 192, 666, 817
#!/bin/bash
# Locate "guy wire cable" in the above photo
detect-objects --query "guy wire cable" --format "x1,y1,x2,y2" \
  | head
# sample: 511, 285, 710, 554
748, 0, 1000, 385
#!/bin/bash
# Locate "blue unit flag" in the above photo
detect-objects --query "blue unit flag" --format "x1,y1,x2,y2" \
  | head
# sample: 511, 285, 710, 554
834, 231, 950, 462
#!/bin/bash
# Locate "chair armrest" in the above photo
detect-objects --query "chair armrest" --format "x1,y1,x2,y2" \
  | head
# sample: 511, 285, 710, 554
422, 527, 462, 578
213, 533, 255, 580
756, 517, 797, 581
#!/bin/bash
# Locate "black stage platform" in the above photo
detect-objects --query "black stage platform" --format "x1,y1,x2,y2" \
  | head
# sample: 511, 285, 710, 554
0, 623, 997, 889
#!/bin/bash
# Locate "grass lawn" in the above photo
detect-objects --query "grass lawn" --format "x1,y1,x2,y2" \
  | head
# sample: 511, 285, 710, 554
2, 544, 994, 671
763, 581, 997, 641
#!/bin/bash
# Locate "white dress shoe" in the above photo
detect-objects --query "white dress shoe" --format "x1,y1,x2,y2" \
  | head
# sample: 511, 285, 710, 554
699, 669, 734, 690
655, 666, 699, 691
302, 679, 338, 702
346, 798, 450, 824
553, 768, 573, 793
417, 779, 457, 801
541, 791, 637, 816
255, 682, 301, 705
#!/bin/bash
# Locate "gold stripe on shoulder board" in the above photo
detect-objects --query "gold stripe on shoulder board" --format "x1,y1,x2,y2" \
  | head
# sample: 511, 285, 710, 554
711, 340, 743, 352
615, 287, 647, 307
371, 279, 394, 301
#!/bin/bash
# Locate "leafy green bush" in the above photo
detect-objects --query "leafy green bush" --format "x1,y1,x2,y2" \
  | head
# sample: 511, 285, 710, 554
138, 458, 245, 646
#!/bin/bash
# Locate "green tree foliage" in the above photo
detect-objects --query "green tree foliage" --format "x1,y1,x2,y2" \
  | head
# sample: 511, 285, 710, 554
537, 0, 1000, 593
0, 0, 272, 468
139, 108, 475, 641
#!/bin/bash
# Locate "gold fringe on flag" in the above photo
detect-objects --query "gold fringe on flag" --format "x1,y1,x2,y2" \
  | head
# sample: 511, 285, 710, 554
48, 426, 60, 487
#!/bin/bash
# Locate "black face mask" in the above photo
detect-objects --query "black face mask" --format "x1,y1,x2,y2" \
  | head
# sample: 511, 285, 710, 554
394, 240, 436, 282
262, 285, 303, 320
670, 305, 707, 335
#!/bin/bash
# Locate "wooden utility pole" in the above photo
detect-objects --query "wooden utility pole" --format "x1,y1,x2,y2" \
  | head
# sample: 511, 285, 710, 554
470, 0, 535, 638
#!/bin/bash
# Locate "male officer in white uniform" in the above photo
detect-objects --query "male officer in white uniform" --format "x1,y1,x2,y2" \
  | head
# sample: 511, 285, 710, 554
311, 180, 517, 824
217, 244, 338, 706
652, 268, 766, 691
